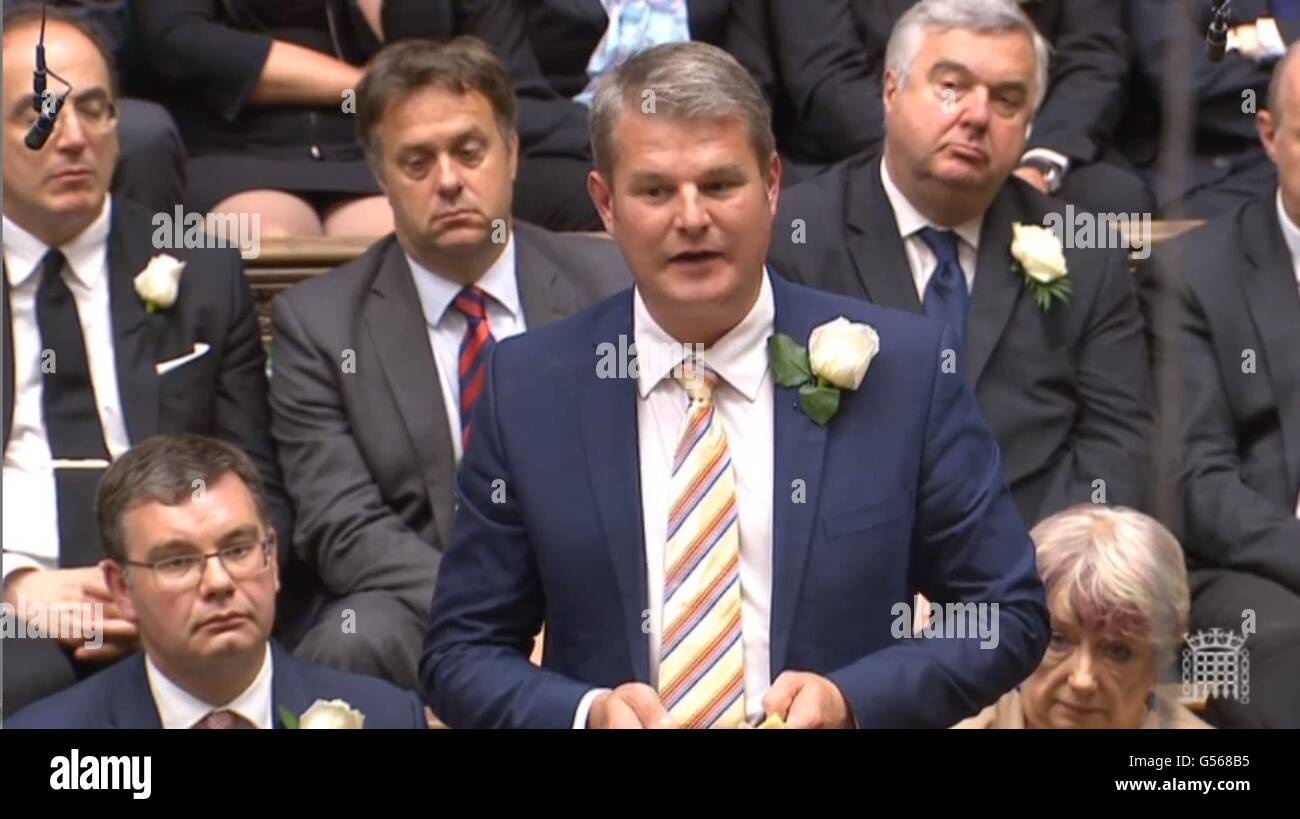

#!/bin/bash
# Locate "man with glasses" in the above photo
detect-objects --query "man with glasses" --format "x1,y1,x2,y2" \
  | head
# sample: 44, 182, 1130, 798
2, 10, 292, 717
5, 434, 425, 729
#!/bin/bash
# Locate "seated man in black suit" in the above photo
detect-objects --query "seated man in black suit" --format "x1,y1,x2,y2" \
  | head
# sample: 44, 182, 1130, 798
769, 0, 1152, 528
1, 11, 292, 717
1139, 43, 1300, 728
5, 434, 425, 729
269, 38, 629, 690
766, 0, 1150, 211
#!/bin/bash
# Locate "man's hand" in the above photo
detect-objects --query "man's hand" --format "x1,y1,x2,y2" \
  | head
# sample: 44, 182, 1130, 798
762, 671, 854, 729
3, 564, 139, 659
1013, 165, 1050, 194
588, 683, 677, 729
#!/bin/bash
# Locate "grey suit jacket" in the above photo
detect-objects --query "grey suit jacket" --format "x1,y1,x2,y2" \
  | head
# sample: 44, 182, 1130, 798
268, 221, 630, 618
769, 155, 1153, 526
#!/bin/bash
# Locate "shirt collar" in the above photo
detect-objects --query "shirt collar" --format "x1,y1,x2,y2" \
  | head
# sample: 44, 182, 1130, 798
880, 158, 983, 252
633, 269, 774, 402
2, 194, 112, 289
1276, 188, 1300, 288
145, 643, 274, 729
405, 232, 520, 329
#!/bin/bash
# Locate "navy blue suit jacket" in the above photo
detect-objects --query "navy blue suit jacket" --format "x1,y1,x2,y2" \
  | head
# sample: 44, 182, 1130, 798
422, 274, 1049, 728
5, 644, 426, 729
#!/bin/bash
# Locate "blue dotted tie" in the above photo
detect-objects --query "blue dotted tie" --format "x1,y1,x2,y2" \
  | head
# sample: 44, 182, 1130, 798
917, 227, 970, 347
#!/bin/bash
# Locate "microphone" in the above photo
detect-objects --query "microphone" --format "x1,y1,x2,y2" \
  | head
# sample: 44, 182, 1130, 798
24, 2, 73, 151
1208, 0, 1231, 63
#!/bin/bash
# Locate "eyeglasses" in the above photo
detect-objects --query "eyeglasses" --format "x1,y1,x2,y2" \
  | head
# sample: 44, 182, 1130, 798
123, 536, 274, 591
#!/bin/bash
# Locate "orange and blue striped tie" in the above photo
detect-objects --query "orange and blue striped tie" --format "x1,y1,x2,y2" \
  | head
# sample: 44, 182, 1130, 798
453, 286, 495, 450
659, 362, 746, 728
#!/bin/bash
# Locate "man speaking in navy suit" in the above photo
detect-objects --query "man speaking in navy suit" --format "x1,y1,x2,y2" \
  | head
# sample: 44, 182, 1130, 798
6, 434, 425, 729
421, 41, 1049, 729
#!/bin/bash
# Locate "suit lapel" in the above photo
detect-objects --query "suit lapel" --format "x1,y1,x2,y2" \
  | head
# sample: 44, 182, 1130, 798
3, 269, 13, 450
845, 157, 923, 312
768, 275, 829, 673
577, 293, 650, 683
107, 204, 161, 443
108, 654, 164, 729
514, 223, 581, 328
270, 643, 313, 729
966, 187, 1025, 387
363, 241, 458, 548
1240, 201, 1300, 496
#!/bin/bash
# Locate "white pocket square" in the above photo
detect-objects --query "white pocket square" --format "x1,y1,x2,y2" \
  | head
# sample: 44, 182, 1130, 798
156, 342, 211, 375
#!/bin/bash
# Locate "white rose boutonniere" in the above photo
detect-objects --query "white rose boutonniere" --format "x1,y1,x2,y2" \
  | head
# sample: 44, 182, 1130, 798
1010, 222, 1070, 311
768, 317, 880, 426
280, 699, 366, 729
133, 254, 185, 313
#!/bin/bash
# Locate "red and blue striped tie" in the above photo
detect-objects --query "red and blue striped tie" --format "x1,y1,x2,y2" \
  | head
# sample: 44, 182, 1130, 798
452, 286, 496, 450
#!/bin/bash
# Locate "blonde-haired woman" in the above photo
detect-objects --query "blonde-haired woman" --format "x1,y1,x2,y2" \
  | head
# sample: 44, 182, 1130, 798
956, 505, 1209, 729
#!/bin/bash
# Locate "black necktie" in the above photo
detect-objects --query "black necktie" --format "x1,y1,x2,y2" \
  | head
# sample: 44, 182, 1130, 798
35, 249, 110, 567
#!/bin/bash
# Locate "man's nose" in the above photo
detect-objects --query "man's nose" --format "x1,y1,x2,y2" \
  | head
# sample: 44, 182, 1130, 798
958, 86, 991, 129
673, 187, 711, 233
436, 154, 464, 197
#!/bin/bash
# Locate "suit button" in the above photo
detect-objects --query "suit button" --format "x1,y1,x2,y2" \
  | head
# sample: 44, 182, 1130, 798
1212, 155, 1231, 171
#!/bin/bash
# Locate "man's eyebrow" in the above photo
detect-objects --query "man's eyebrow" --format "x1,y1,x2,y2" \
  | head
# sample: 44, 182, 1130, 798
8, 86, 112, 118
142, 538, 200, 560
928, 60, 974, 79
217, 524, 262, 545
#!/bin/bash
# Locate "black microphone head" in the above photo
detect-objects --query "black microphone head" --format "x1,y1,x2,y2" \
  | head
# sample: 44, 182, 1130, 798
25, 116, 55, 150
1207, 23, 1229, 63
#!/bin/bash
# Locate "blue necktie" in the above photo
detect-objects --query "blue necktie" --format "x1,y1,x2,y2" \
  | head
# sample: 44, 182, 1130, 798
917, 227, 970, 347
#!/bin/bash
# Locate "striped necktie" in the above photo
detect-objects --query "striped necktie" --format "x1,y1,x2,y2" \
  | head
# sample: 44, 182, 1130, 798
658, 361, 746, 728
452, 286, 496, 451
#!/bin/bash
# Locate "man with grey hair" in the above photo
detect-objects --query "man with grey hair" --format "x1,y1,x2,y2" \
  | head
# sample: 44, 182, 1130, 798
770, 0, 1153, 529
1138, 41, 1300, 729
422, 40, 1049, 729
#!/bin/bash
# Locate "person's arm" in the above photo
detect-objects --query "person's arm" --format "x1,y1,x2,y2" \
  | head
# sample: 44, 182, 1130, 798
210, 250, 295, 564
767, 0, 882, 162
267, 294, 439, 619
419, 347, 592, 729
824, 325, 1051, 728
1025, 0, 1128, 166
1049, 246, 1154, 514
132, 0, 362, 120
1141, 253, 1300, 595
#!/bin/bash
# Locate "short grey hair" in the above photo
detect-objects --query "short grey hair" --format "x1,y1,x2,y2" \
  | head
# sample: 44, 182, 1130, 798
589, 41, 775, 182
885, 0, 1051, 113
1031, 505, 1190, 670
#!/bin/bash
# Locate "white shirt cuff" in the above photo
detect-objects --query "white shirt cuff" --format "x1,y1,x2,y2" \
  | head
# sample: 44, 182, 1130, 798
1260, 18, 1288, 61
2, 552, 48, 594
1021, 148, 1071, 175
572, 688, 610, 729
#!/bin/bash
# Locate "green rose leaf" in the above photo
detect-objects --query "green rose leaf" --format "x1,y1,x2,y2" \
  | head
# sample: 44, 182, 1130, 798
768, 333, 812, 388
798, 382, 841, 426
278, 705, 300, 729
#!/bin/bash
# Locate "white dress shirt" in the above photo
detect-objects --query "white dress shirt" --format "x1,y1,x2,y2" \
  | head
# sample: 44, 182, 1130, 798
406, 235, 526, 463
574, 272, 776, 727
1272, 189, 1300, 520
880, 158, 983, 300
2, 196, 131, 583
145, 644, 274, 729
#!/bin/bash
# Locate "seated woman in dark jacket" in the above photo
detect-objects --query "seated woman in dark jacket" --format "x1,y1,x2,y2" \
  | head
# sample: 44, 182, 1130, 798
133, 0, 441, 236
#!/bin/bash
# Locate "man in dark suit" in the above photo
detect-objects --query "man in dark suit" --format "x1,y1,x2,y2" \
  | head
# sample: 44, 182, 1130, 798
269, 39, 629, 692
5, 434, 424, 729
422, 42, 1048, 729
767, 0, 1149, 210
769, 0, 1152, 528
1, 13, 291, 717
1139, 44, 1300, 728
1118, 0, 1284, 218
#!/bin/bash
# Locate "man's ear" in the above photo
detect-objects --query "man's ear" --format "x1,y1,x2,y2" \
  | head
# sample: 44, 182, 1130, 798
1258, 109, 1280, 164
507, 130, 520, 183
766, 152, 783, 219
587, 169, 617, 234
102, 559, 137, 622
883, 68, 900, 117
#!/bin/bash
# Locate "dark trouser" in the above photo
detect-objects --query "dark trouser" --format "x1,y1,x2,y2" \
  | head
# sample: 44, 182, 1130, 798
1189, 568, 1300, 728
513, 154, 603, 232
112, 98, 186, 215
292, 591, 426, 698
2, 637, 80, 720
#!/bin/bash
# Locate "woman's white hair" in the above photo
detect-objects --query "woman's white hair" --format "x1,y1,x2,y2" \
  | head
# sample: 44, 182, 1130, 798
885, 0, 1052, 113
1031, 505, 1190, 668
